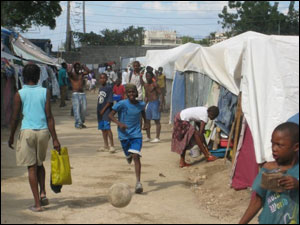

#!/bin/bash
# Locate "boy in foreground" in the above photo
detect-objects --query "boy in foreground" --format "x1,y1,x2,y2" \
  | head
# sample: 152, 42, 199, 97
109, 84, 146, 194
239, 122, 299, 224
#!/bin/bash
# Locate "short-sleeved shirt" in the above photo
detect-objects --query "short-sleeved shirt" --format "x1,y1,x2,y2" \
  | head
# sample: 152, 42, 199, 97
97, 85, 113, 121
112, 99, 146, 140
58, 68, 67, 87
252, 162, 299, 224
180, 107, 208, 123
157, 73, 166, 88
113, 84, 125, 98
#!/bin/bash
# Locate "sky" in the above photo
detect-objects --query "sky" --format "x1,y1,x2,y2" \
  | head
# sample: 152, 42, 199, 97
20, 1, 299, 51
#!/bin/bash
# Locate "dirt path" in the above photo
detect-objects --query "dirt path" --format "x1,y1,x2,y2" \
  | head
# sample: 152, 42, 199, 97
1, 92, 224, 224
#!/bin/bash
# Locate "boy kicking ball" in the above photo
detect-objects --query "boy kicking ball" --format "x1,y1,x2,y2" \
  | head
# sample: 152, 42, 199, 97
109, 84, 147, 194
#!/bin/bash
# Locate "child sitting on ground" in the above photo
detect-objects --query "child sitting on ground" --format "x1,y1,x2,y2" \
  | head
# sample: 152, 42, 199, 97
97, 73, 115, 153
239, 122, 299, 224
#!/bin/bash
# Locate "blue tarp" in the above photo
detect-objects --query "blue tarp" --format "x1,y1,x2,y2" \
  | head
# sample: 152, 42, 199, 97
171, 71, 185, 122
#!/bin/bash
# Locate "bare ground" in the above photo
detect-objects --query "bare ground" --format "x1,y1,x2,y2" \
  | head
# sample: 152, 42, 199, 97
1, 91, 258, 224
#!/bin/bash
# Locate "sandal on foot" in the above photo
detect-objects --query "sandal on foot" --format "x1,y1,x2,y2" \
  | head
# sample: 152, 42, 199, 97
179, 162, 192, 168
206, 155, 218, 162
29, 206, 44, 212
40, 197, 49, 206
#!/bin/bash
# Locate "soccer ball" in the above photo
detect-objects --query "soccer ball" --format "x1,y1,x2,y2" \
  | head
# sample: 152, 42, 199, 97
108, 183, 132, 208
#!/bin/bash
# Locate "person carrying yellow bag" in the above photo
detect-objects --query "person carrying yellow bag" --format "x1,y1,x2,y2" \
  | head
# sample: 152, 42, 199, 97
8, 64, 61, 212
51, 147, 72, 185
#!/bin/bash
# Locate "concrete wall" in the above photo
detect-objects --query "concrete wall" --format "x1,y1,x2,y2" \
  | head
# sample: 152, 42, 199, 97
61, 45, 176, 69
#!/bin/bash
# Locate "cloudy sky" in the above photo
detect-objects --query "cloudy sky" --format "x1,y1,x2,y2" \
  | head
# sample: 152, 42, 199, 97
20, 1, 298, 51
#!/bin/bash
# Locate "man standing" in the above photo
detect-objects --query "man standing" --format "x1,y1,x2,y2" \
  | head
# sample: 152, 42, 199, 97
68, 62, 91, 129
58, 63, 68, 107
126, 61, 144, 101
157, 67, 167, 112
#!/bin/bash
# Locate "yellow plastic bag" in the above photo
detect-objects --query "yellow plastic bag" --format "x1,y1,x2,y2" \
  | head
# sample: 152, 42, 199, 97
51, 147, 72, 185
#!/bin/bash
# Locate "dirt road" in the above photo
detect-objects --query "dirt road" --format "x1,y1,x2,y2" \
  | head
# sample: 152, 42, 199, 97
1, 92, 224, 224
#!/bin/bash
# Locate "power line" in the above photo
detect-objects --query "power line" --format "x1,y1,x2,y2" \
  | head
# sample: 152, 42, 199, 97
70, 10, 218, 20
85, 2, 294, 12
70, 17, 291, 27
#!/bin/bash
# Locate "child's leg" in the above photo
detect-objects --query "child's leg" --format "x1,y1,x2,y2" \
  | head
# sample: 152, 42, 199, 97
102, 130, 109, 148
132, 154, 141, 182
28, 165, 42, 210
154, 120, 161, 139
107, 129, 114, 147
145, 120, 151, 139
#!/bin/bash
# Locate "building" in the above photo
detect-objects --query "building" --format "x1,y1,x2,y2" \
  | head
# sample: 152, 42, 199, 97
144, 30, 182, 46
209, 32, 228, 45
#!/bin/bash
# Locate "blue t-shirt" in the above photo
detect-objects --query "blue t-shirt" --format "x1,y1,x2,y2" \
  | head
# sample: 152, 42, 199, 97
112, 99, 146, 140
252, 162, 299, 224
97, 85, 113, 121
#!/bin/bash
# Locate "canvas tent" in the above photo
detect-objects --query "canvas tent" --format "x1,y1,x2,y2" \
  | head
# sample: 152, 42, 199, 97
121, 56, 146, 70
11, 34, 59, 66
144, 43, 201, 110
173, 31, 299, 165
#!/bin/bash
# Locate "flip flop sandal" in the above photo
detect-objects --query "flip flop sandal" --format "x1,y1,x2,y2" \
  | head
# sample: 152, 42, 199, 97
206, 155, 218, 162
40, 197, 49, 206
29, 206, 44, 212
179, 163, 192, 168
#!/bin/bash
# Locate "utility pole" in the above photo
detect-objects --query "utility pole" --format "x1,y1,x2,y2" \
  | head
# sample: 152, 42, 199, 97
66, 1, 71, 51
83, 1, 86, 33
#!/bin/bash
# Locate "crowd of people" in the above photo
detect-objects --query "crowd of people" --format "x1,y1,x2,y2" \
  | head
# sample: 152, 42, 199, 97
7, 60, 299, 224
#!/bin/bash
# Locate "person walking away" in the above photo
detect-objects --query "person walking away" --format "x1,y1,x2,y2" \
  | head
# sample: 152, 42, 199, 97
68, 62, 90, 129
58, 62, 68, 107
142, 71, 161, 143
239, 122, 299, 224
113, 78, 125, 102
109, 84, 146, 194
8, 64, 61, 212
172, 106, 219, 167
97, 73, 115, 153
157, 67, 167, 112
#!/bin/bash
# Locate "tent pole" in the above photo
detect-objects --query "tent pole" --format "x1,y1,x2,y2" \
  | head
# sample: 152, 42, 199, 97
224, 115, 236, 164
231, 93, 243, 167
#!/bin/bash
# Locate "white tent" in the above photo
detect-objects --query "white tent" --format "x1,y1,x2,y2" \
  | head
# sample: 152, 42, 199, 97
174, 31, 299, 164
145, 42, 201, 79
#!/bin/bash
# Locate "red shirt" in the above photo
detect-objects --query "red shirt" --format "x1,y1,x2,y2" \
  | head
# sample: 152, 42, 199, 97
113, 84, 125, 99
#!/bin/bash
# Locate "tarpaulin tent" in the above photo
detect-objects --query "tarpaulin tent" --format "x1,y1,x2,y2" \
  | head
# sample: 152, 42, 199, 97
145, 43, 201, 110
172, 31, 299, 189
11, 34, 59, 66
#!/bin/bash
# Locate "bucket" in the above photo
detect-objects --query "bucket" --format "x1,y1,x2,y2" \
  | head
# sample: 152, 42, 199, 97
189, 145, 201, 158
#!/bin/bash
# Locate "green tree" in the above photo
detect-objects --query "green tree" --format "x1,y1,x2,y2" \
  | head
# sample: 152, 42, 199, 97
218, 1, 299, 35
1, 1, 62, 31
74, 26, 145, 46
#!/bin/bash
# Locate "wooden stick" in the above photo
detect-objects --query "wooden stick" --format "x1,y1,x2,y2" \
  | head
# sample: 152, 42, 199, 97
231, 93, 242, 167
224, 116, 236, 163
